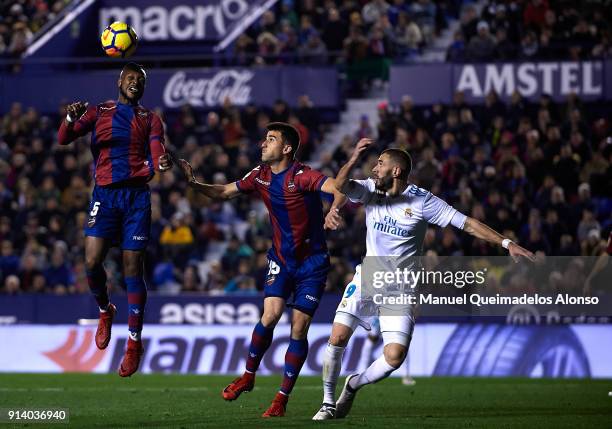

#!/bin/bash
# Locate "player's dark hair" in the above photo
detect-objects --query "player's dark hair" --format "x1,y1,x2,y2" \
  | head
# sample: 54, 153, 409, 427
267, 122, 300, 157
121, 62, 147, 80
382, 148, 412, 180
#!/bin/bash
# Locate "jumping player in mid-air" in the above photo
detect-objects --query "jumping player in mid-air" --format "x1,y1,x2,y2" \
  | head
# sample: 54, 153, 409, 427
313, 138, 535, 420
178, 122, 344, 417
57, 62, 173, 377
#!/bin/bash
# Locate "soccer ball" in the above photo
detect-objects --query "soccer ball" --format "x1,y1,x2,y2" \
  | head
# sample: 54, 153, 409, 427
101, 21, 138, 58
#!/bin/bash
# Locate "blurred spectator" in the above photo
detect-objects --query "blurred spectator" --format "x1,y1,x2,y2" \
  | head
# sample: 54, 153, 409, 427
467, 21, 496, 61
298, 32, 328, 64
322, 8, 348, 60
182, 265, 203, 292
43, 243, 74, 294
225, 259, 258, 294
3, 274, 20, 294
362, 0, 390, 25
446, 30, 465, 62
159, 212, 195, 267
0, 240, 20, 281
395, 13, 422, 56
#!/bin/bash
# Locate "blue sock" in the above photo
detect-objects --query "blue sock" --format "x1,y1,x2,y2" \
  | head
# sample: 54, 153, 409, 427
125, 276, 147, 341
246, 321, 274, 373
280, 338, 308, 395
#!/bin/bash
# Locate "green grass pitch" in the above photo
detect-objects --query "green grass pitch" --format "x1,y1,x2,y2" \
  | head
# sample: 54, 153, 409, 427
0, 374, 610, 428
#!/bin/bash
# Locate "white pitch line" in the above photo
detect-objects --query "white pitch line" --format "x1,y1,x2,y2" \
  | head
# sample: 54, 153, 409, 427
0, 387, 210, 392
0, 386, 325, 392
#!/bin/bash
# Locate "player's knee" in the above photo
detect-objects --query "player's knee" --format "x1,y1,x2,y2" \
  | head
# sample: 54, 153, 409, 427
290, 314, 312, 339
291, 321, 310, 339
383, 344, 407, 369
261, 311, 282, 328
329, 328, 351, 347
84, 254, 103, 271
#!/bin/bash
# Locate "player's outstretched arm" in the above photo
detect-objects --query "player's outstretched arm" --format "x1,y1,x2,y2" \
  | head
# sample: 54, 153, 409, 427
148, 114, 173, 173
335, 138, 374, 195
178, 159, 240, 201
321, 178, 347, 230
463, 217, 536, 262
57, 101, 95, 145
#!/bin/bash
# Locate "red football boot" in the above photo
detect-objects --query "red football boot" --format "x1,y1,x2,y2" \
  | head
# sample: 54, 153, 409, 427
222, 372, 255, 401
95, 303, 116, 350
262, 392, 288, 418
118, 338, 144, 377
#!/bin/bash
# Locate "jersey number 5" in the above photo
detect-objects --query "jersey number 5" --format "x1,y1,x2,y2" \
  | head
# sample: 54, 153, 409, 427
90, 202, 100, 217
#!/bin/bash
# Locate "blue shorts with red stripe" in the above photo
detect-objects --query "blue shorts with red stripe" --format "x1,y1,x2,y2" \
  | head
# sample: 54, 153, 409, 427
264, 250, 330, 316
84, 185, 151, 250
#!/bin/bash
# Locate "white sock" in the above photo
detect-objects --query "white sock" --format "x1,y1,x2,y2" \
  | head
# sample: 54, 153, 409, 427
322, 343, 345, 405
349, 355, 396, 390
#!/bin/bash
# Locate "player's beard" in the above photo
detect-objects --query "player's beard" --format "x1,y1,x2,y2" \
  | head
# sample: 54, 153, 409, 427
374, 174, 393, 191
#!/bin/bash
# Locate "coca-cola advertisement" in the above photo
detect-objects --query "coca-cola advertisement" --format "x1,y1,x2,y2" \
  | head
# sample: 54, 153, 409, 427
162, 70, 255, 108
1, 67, 339, 113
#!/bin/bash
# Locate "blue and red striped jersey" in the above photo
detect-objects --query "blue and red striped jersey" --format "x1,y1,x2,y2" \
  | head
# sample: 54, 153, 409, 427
58, 100, 166, 186
236, 161, 329, 265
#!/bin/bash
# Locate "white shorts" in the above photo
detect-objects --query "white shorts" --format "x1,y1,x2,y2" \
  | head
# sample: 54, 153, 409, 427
334, 265, 415, 345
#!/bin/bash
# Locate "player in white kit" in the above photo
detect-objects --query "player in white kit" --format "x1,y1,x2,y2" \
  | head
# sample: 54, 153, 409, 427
313, 139, 535, 420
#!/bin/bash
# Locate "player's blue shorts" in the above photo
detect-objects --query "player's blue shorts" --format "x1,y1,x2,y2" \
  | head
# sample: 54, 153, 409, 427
84, 184, 151, 250
264, 250, 330, 316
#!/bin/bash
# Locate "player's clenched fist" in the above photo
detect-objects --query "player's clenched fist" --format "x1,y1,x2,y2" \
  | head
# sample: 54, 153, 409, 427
324, 207, 344, 230
158, 153, 173, 172
66, 101, 89, 123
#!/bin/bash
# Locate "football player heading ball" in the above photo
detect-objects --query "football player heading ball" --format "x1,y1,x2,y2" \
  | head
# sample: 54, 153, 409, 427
57, 62, 172, 377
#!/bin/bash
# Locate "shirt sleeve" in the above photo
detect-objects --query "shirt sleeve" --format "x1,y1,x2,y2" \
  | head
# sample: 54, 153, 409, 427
296, 167, 327, 192
57, 105, 97, 145
345, 179, 373, 204
235, 166, 260, 194
149, 113, 167, 171
422, 192, 467, 229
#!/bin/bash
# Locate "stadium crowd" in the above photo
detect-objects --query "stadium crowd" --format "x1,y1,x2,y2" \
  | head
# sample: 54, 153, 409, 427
0, 87, 610, 296
232, 0, 460, 65
3, 1, 611, 66
0, 0, 68, 57
0, 0, 611, 297
448, 1, 612, 62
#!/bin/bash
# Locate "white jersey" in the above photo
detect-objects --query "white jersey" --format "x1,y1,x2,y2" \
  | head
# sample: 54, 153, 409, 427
345, 179, 466, 259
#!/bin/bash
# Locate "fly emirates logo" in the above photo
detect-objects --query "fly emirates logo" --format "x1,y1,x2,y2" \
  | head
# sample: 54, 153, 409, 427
373, 215, 410, 238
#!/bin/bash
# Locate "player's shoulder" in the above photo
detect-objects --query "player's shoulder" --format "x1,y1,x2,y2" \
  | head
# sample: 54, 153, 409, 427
97, 100, 117, 110
406, 184, 430, 198
350, 177, 376, 193
242, 163, 267, 180
290, 162, 324, 183
292, 161, 316, 175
